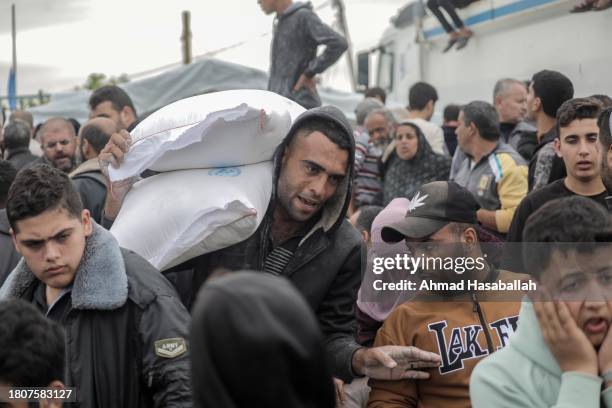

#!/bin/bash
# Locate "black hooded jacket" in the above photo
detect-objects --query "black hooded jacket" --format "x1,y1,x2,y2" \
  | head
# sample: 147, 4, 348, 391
163, 105, 365, 382
190, 272, 336, 408
268, 2, 348, 109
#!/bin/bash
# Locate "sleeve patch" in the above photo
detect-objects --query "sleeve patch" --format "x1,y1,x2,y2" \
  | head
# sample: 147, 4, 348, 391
155, 338, 187, 359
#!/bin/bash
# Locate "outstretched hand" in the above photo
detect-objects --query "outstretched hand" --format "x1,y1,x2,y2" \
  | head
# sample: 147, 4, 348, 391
352, 345, 441, 380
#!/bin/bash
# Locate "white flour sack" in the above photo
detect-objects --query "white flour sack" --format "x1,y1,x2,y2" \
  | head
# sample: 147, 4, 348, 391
110, 162, 273, 271
108, 89, 305, 182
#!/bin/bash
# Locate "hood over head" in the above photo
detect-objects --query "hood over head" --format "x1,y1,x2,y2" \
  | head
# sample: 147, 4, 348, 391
357, 197, 415, 321
271, 105, 355, 237
386, 120, 434, 163
278, 1, 312, 19
190, 271, 335, 408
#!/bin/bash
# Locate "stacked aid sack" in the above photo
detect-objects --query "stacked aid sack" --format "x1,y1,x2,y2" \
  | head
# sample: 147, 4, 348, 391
109, 90, 305, 270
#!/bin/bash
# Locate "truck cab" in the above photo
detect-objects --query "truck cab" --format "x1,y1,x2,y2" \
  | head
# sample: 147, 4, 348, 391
358, 0, 612, 110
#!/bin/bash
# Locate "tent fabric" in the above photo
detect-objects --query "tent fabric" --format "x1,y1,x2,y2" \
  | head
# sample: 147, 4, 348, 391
29, 58, 362, 125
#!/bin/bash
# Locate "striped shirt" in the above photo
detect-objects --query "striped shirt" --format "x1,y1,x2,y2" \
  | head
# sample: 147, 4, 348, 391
262, 216, 320, 276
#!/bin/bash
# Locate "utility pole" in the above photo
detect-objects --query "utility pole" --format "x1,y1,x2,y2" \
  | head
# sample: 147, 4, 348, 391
181, 11, 192, 65
9, 3, 17, 111
331, 0, 356, 91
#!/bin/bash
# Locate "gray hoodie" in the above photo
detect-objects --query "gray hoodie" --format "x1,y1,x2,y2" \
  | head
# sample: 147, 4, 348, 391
268, 2, 348, 109
471, 300, 612, 407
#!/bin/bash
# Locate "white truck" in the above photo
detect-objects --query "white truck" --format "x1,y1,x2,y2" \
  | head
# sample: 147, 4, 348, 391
357, 0, 612, 111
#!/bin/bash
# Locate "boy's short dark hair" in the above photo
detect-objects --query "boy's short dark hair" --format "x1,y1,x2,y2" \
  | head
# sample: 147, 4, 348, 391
6, 164, 83, 232
598, 107, 612, 149
355, 205, 383, 234
365, 87, 387, 104
0, 299, 65, 387
443, 104, 460, 123
590, 94, 612, 108
461, 101, 500, 141
408, 82, 438, 111
89, 85, 137, 117
522, 196, 611, 278
531, 70, 574, 118
557, 97, 603, 129
0, 160, 17, 208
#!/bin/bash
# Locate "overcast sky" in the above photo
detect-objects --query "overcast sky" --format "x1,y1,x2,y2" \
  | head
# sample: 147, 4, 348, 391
0, 0, 408, 95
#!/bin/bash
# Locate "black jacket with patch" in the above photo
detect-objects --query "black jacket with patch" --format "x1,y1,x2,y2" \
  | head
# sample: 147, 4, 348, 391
0, 223, 192, 408
162, 105, 365, 382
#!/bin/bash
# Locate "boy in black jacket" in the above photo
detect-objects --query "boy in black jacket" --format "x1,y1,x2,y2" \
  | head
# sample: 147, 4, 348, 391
0, 164, 191, 408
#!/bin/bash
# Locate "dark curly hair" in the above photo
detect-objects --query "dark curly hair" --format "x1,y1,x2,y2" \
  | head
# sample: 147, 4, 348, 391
522, 196, 611, 278
556, 97, 603, 129
6, 163, 83, 232
0, 299, 65, 387
0, 160, 17, 208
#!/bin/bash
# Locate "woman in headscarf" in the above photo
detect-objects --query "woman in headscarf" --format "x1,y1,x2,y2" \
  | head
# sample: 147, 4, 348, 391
190, 271, 336, 408
381, 121, 451, 206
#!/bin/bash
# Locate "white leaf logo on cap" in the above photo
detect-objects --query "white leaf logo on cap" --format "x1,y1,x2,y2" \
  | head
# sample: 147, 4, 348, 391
407, 191, 428, 213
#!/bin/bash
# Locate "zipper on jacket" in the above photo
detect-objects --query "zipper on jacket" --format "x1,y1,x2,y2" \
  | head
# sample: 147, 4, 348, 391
64, 311, 75, 390
472, 293, 495, 354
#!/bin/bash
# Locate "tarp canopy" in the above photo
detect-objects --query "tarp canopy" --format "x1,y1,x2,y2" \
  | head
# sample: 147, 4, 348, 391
29, 58, 363, 125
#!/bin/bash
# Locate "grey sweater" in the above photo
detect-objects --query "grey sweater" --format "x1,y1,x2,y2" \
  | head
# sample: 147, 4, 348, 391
268, 2, 348, 109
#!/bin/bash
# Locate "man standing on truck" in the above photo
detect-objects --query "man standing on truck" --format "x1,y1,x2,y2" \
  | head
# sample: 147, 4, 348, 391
258, 0, 348, 109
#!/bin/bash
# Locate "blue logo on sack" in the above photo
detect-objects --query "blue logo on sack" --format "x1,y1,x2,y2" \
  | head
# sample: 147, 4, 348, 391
208, 167, 241, 177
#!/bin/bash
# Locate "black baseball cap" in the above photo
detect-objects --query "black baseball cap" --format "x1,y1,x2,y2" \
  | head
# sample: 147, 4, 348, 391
381, 181, 481, 243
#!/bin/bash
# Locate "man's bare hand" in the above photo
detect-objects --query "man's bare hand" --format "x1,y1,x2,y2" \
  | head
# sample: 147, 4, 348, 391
99, 130, 130, 171
293, 74, 317, 93
98, 129, 136, 220
352, 346, 441, 380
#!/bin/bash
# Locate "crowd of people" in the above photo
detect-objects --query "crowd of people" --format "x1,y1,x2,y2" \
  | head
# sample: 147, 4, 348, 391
348, 70, 612, 407
0, 72, 610, 407
0, 1, 611, 407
